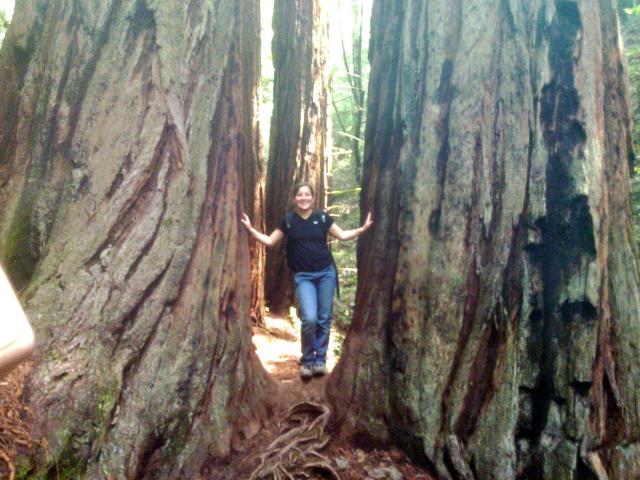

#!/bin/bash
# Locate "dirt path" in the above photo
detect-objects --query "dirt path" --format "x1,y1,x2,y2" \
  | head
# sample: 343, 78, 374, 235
224, 315, 435, 480
251, 314, 339, 402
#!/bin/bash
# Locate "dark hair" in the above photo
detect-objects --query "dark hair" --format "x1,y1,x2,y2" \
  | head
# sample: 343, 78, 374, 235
292, 182, 314, 197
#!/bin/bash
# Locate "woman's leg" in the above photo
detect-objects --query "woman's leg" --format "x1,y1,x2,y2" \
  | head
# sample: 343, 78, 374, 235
294, 272, 319, 369
314, 266, 336, 368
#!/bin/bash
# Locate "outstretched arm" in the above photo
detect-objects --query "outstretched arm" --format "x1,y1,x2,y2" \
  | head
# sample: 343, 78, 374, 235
0, 267, 35, 380
329, 212, 373, 241
241, 213, 285, 247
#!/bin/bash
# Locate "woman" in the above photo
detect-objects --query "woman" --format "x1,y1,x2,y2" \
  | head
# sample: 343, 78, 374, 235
241, 182, 372, 380
0, 266, 35, 380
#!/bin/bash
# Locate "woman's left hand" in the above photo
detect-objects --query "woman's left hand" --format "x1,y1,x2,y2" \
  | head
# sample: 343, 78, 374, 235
361, 212, 373, 232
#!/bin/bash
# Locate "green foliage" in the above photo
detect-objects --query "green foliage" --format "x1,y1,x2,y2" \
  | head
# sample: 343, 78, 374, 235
50, 452, 88, 480
15, 463, 33, 480
621, 6, 640, 250
331, 0, 372, 183
328, 1, 372, 336
622, 7, 640, 142
0, 9, 8, 47
329, 181, 361, 332
259, 0, 274, 160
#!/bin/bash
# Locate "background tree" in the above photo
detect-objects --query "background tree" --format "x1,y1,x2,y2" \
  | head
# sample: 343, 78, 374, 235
332, 0, 368, 184
243, 2, 267, 326
327, 0, 372, 331
328, 1, 640, 479
263, 0, 330, 313
619, 4, 640, 250
0, 8, 8, 47
0, 0, 274, 477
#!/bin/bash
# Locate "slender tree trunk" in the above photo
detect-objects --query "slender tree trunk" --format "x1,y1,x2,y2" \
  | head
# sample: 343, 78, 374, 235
241, 1, 267, 325
328, 1, 640, 479
263, 0, 330, 313
0, 1, 274, 477
340, 0, 365, 183
352, 4, 364, 184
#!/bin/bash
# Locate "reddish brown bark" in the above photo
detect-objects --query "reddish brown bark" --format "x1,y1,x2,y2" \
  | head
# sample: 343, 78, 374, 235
0, 1, 274, 477
240, 1, 266, 325
263, 0, 330, 313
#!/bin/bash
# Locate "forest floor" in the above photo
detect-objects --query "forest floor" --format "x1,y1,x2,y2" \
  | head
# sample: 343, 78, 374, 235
211, 314, 434, 480
0, 363, 46, 480
0, 315, 433, 479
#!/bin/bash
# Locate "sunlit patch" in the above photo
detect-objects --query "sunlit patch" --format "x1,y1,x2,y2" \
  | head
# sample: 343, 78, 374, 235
252, 314, 339, 381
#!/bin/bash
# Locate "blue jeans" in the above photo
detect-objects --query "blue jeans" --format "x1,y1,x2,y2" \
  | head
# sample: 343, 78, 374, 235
294, 265, 336, 367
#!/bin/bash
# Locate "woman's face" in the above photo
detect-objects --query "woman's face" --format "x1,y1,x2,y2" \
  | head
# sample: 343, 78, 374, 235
294, 186, 314, 212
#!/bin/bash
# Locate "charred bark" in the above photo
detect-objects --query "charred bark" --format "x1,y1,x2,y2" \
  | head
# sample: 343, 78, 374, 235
328, 1, 640, 479
263, 0, 330, 313
0, 0, 274, 477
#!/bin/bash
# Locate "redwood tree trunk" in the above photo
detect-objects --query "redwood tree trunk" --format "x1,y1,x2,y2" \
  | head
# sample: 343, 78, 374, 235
328, 1, 640, 479
241, 2, 267, 325
263, 0, 330, 313
0, 1, 274, 477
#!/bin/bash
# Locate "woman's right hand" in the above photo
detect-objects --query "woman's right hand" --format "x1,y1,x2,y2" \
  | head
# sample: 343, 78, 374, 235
242, 218, 284, 247
240, 213, 252, 231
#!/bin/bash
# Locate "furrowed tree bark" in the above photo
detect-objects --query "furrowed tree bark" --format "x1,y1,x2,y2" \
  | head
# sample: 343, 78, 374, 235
327, 1, 640, 479
0, 0, 274, 477
241, 0, 267, 325
263, 0, 330, 313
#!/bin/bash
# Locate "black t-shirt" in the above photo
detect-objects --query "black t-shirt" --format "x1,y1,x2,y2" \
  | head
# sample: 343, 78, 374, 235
277, 210, 334, 272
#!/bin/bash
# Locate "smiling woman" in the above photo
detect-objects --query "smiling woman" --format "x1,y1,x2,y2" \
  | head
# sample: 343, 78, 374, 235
242, 182, 372, 380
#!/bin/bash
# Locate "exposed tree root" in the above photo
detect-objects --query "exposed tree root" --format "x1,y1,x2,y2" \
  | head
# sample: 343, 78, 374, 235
249, 401, 339, 480
0, 449, 15, 480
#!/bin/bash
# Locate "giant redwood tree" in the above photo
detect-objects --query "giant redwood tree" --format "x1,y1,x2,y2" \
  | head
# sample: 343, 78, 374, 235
0, 0, 274, 477
263, 0, 330, 313
328, 1, 640, 479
